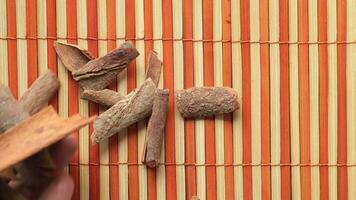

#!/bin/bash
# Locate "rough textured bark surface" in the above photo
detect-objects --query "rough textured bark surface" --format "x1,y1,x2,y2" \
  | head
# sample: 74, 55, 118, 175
18, 70, 60, 115
55, 42, 139, 90
53, 41, 94, 72
0, 85, 29, 133
74, 42, 139, 90
142, 89, 169, 168
82, 89, 125, 107
92, 79, 156, 143
145, 51, 162, 86
175, 87, 240, 118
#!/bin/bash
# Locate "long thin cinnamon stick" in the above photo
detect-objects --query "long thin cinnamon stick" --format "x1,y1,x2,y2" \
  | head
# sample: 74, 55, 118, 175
18, 70, 60, 115
175, 87, 240, 118
92, 78, 156, 143
142, 89, 169, 168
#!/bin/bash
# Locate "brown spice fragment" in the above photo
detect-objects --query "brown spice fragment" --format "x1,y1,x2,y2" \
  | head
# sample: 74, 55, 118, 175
92, 78, 156, 143
53, 41, 94, 72
0, 107, 94, 172
0, 86, 29, 133
142, 89, 169, 168
82, 89, 125, 107
145, 51, 162, 86
175, 87, 240, 118
74, 42, 139, 90
55, 41, 139, 90
18, 70, 60, 115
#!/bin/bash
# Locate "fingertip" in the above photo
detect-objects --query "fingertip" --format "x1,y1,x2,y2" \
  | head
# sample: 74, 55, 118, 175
39, 174, 74, 200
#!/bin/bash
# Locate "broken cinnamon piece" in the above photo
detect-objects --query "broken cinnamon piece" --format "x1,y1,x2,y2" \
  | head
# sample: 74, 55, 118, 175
18, 70, 60, 115
0, 106, 94, 172
0, 85, 29, 133
75, 42, 139, 90
53, 41, 94, 72
175, 87, 240, 118
82, 89, 125, 107
145, 51, 162, 86
54, 41, 139, 90
92, 78, 156, 143
142, 89, 169, 168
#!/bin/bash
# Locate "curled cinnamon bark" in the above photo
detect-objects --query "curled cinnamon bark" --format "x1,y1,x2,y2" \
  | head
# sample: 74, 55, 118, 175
142, 89, 169, 168
92, 79, 156, 143
145, 51, 162, 86
54, 41, 139, 90
175, 87, 240, 118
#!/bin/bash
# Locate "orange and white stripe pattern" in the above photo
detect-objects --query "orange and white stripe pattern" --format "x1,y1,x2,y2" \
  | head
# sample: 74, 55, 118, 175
2, 0, 356, 199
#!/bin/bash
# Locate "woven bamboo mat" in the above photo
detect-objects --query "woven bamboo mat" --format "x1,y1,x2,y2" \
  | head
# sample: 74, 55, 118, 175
1, 0, 356, 199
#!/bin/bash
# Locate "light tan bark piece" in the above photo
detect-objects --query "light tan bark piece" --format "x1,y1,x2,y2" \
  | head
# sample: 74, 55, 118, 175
145, 51, 162, 86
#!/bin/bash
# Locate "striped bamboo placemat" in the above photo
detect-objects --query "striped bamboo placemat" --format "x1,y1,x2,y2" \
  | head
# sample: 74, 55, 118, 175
1, 0, 356, 199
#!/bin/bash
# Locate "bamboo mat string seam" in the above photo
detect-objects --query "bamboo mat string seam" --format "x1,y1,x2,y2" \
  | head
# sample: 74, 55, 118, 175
68, 162, 356, 167
1, 36, 356, 44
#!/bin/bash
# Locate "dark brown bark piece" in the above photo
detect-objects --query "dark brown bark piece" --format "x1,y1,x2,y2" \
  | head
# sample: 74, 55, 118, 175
175, 87, 240, 118
18, 70, 60, 115
145, 51, 162, 86
82, 89, 125, 107
142, 89, 169, 168
53, 41, 94, 72
92, 79, 156, 143
73, 42, 139, 87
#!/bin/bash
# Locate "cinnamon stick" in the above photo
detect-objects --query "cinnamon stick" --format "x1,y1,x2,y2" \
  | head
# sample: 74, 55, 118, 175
175, 87, 240, 118
142, 89, 169, 168
18, 70, 60, 115
54, 41, 139, 90
82, 89, 125, 107
0, 85, 29, 133
53, 41, 94, 72
145, 51, 162, 86
0, 107, 94, 172
92, 78, 156, 143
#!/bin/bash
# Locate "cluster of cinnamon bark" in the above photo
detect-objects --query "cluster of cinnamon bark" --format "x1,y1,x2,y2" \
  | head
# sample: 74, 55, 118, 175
0, 71, 93, 199
55, 41, 240, 168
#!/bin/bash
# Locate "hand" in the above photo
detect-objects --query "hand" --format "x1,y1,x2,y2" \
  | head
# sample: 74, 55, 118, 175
9, 135, 77, 200
38, 135, 77, 200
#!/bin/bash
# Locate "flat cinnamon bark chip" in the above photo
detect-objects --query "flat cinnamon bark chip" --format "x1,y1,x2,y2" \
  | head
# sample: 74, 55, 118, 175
53, 41, 94, 72
0, 106, 94, 172
175, 87, 240, 118
145, 51, 162, 86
